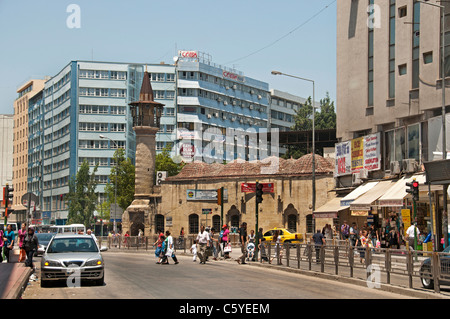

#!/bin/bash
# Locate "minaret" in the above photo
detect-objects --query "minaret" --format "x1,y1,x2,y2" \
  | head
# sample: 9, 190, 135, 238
122, 69, 165, 236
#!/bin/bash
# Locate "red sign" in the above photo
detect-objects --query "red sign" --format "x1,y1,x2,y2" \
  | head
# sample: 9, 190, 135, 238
222, 71, 245, 83
241, 183, 274, 193
180, 143, 195, 159
179, 50, 198, 58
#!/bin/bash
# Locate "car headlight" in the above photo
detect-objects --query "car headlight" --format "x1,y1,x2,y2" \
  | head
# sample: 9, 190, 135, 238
44, 260, 62, 267
85, 259, 102, 266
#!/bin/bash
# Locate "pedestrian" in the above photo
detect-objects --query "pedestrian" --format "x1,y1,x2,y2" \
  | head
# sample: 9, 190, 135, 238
18, 223, 27, 262
356, 230, 369, 263
349, 222, 359, 247
388, 227, 399, 249
406, 223, 420, 251
324, 224, 333, 240
87, 229, 98, 247
341, 221, 350, 241
270, 229, 282, 264
23, 227, 39, 268
221, 224, 231, 259
190, 240, 198, 262
124, 230, 130, 246
0, 228, 4, 263
161, 230, 179, 265
196, 225, 210, 264
154, 229, 164, 264
237, 222, 248, 264
312, 229, 325, 263
368, 225, 379, 250
210, 228, 219, 261
2, 224, 15, 263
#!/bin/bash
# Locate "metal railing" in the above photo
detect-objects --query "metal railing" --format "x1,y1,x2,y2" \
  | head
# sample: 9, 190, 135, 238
260, 241, 450, 294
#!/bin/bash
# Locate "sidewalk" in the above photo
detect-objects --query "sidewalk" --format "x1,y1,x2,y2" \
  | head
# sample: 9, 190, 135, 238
0, 249, 33, 299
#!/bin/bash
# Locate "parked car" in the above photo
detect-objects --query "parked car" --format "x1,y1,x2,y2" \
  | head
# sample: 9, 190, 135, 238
40, 234, 107, 287
262, 228, 303, 244
419, 246, 450, 289
35, 233, 56, 256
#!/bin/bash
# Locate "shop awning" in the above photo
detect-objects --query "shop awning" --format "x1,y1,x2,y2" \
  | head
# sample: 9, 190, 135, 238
314, 197, 349, 218
378, 174, 426, 207
340, 182, 379, 207
350, 180, 395, 211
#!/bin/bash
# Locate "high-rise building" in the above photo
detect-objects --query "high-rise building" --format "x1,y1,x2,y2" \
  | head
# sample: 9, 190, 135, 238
337, 0, 449, 162
0, 114, 14, 205
13, 79, 45, 222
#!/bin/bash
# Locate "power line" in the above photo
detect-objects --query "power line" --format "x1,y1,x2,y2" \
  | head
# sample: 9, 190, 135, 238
224, 0, 337, 66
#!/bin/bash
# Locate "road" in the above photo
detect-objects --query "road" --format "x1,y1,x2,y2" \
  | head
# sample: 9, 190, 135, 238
22, 251, 414, 299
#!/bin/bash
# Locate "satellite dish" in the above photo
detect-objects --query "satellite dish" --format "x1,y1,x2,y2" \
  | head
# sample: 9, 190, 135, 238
173, 56, 179, 63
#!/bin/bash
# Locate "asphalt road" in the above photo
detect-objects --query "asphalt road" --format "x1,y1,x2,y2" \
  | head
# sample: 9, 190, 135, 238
22, 252, 413, 300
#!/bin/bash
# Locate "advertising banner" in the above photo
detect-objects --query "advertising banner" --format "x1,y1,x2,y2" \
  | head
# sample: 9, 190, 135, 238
186, 189, 228, 201
335, 141, 351, 176
363, 133, 381, 171
240, 183, 274, 193
335, 133, 381, 176
351, 137, 364, 173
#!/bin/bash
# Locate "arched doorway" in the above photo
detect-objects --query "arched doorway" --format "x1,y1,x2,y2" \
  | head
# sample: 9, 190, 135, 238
283, 204, 299, 232
226, 205, 240, 231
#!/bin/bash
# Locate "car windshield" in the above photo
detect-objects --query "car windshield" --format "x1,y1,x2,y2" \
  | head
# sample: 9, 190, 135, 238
36, 233, 55, 243
47, 237, 98, 253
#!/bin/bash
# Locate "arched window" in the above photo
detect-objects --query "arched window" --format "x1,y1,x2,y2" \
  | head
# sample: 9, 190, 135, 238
306, 214, 314, 234
287, 214, 297, 232
212, 215, 221, 232
155, 214, 164, 232
189, 214, 199, 234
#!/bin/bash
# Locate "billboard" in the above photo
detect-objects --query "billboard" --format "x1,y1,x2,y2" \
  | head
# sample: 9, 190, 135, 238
335, 133, 381, 176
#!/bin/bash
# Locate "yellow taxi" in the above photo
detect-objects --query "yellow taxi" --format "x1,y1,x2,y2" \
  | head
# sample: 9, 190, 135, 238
262, 227, 303, 243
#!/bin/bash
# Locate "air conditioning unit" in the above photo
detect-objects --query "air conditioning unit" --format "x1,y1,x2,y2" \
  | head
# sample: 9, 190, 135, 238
225, 86, 230, 90
207, 114, 212, 119
390, 161, 401, 175
250, 90, 255, 95
257, 95, 262, 100
156, 171, 167, 185
214, 112, 219, 117
223, 115, 227, 120
217, 97, 223, 102
231, 117, 236, 122
249, 105, 254, 110
402, 159, 418, 173
232, 100, 237, 106
359, 168, 369, 179
232, 84, 237, 90
352, 172, 362, 186
223, 101, 228, 106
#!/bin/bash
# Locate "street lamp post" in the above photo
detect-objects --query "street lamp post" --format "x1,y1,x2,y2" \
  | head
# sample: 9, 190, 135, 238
271, 70, 316, 214
99, 134, 118, 233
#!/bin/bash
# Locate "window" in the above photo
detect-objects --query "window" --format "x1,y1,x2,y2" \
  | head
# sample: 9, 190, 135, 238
155, 215, 164, 232
368, 0, 374, 106
423, 51, 433, 64
389, 0, 396, 99
399, 64, 407, 76
398, 6, 407, 18
412, 1, 420, 89
407, 123, 420, 161
189, 214, 199, 234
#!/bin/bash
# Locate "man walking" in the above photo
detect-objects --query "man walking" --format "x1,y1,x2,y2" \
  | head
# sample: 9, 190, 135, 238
312, 229, 325, 263
196, 225, 210, 264
406, 223, 420, 251
237, 222, 248, 264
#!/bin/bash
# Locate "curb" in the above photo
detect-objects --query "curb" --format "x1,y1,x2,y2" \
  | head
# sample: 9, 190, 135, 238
5, 265, 32, 299
247, 262, 450, 300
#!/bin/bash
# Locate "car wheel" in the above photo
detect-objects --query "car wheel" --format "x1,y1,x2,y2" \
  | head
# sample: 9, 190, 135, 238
96, 275, 104, 286
40, 279, 50, 288
420, 266, 434, 289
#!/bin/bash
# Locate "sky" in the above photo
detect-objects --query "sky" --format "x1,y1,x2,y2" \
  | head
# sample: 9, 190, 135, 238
0, 0, 337, 115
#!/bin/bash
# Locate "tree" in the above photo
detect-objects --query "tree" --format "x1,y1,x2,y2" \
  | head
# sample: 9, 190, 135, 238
315, 92, 336, 130
105, 148, 135, 212
283, 92, 336, 159
66, 160, 99, 228
156, 144, 185, 177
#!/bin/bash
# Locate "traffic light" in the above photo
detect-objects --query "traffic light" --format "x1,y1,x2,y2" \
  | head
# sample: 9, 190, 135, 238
256, 182, 264, 204
3, 184, 13, 218
406, 179, 419, 202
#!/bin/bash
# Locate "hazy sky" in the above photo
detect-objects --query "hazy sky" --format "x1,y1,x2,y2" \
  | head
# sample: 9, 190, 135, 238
0, 0, 337, 114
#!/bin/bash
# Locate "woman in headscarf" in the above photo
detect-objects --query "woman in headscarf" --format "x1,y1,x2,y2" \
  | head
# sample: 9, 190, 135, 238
23, 227, 39, 268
